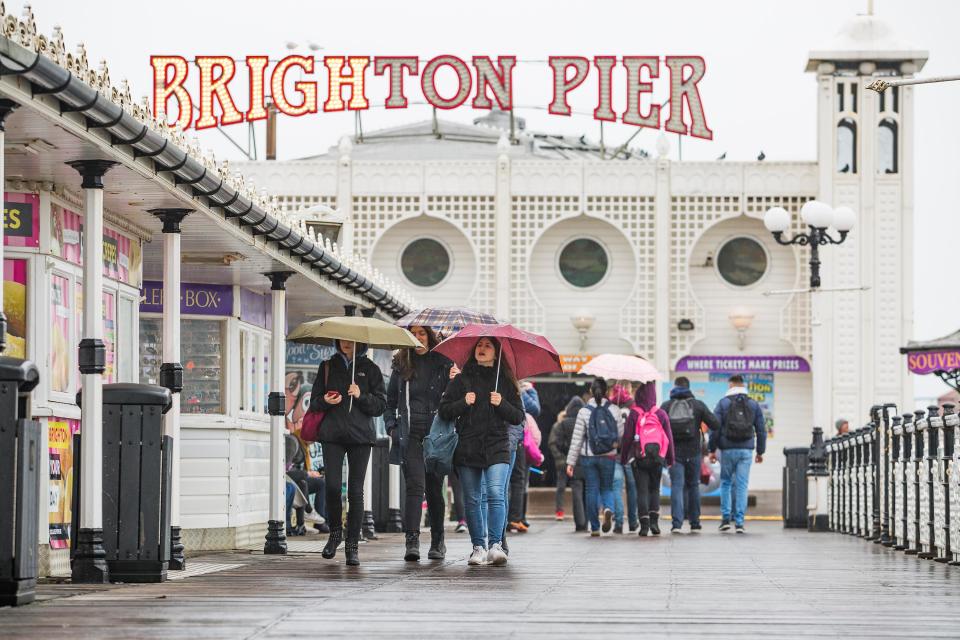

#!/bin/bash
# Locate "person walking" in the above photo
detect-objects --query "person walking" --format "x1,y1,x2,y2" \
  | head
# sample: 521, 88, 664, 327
609, 384, 639, 533
385, 325, 457, 562
311, 339, 387, 566
548, 396, 587, 530
566, 378, 623, 537
661, 376, 719, 533
621, 381, 673, 536
507, 382, 540, 535
709, 374, 767, 534
439, 337, 524, 566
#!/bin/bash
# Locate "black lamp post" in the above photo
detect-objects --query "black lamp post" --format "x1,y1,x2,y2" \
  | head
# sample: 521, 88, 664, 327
763, 201, 856, 289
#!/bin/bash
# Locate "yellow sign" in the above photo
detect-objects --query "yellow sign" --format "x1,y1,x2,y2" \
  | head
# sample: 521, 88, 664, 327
48, 421, 71, 450
560, 354, 594, 373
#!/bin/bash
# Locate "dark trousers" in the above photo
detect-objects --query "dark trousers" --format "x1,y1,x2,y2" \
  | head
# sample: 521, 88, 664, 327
669, 455, 701, 527
286, 469, 325, 526
448, 470, 465, 522
403, 433, 445, 534
508, 441, 529, 522
323, 442, 371, 542
632, 459, 663, 517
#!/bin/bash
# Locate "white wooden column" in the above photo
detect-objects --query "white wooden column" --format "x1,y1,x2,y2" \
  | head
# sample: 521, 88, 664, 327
653, 154, 671, 373
264, 271, 293, 554
67, 159, 117, 583
149, 208, 191, 569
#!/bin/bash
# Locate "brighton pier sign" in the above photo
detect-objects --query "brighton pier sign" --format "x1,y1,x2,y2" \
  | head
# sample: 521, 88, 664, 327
151, 55, 712, 139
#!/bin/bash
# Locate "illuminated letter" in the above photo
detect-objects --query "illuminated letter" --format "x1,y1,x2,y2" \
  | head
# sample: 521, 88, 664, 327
548, 56, 589, 116
374, 56, 418, 108
195, 56, 244, 130
151, 56, 192, 129
421, 55, 472, 110
622, 56, 660, 128
324, 56, 371, 112
593, 56, 616, 122
271, 55, 318, 117
246, 55, 269, 121
472, 56, 515, 110
664, 56, 713, 139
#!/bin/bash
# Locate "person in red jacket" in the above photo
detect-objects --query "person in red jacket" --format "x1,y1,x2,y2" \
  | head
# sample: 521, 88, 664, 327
620, 381, 674, 536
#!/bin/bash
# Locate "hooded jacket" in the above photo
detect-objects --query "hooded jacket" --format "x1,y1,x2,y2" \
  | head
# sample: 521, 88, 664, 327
709, 386, 767, 454
620, 383, 675, 467
309, 346, 387, 446
438, 362, 525, 468
566, 398, 624, 467
548, 396, 584, 470
660, 386, 720, 459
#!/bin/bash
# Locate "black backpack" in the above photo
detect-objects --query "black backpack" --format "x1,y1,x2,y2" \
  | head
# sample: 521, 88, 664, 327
586, 402, 619, 455
724, 395, 756, 441
667, 397, 698, 442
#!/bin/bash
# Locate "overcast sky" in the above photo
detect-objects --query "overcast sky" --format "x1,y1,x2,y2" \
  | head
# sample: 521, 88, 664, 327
27, 0, 959, 399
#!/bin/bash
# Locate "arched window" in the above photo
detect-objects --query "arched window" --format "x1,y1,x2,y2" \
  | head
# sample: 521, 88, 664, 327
837, 118, 857, 174
878, 118, 898, 174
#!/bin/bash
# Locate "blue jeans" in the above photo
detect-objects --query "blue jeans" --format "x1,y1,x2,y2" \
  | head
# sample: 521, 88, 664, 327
669, 456, 702, 528
459, 463, 511, 548
285, 482, 296, 528
581, 456, 616, 532
613, 462, 638, 528
719, 449, 753, 526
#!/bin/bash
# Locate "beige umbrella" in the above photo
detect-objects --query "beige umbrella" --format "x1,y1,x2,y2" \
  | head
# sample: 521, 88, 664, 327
287, 316, 420, 410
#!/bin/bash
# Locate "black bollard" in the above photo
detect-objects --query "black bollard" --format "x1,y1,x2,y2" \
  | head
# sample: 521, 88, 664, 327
920, 406, 940, 559
905, 411, 924, 555
879, 404, 897, 545
895, 414, 910, 550
869, 406, 883, 541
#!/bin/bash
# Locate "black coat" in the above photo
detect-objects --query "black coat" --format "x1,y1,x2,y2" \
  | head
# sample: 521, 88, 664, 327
438, 363, 524, 468
309, 352, 386, 446
385, 351, 452, 464
660, 389, 719, 459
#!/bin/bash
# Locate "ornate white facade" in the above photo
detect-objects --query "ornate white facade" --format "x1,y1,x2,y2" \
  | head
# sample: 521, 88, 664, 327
238, 15, 926, 490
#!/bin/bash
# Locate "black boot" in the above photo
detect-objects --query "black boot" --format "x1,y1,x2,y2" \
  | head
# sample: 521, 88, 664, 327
649, 512, 661, 536
345, 540, 360, 566
638, 516, 650, 537
404, 532, 420, 561
321, 527, 342, 559
427, 530, 446, 560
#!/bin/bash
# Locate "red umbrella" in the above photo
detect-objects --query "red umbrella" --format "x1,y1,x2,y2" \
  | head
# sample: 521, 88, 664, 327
432, 323, 562, 387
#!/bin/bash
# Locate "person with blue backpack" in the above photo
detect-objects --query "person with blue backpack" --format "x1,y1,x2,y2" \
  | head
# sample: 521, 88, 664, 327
565, 378, 623, 536
709, 374, 767, 533
620, 381, 674, 536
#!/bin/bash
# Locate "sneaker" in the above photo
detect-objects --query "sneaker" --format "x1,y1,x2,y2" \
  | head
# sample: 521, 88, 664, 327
671, 525, 682, 534
303, 510, 325, 525
467, 545, 487, 565
601, 509, 614, 533
590, 530, 601, 537
555, 510, 565, 521
690, 523, 702, 532
735, 524, 745, 534
719, 520, 732, 532
508, 521, 528, 533
613, 524, 624, 535
455, 521, 468, 534
487, 543, 508, 566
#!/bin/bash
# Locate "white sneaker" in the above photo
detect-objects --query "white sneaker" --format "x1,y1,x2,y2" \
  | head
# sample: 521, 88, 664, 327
487, 543, 508, 566
468, 545, 487, 566
303, 510, 325, 525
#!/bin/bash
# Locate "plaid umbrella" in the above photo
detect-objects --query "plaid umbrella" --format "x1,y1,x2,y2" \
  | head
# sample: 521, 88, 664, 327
395, 306, 499, 335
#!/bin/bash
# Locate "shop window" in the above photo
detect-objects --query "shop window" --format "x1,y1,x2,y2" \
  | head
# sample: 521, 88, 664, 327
102, 291, 116, 384
240, 325, 271, 415
50, 273, 71, 392
837, 118, 857, 174
558, 238, 609, 288
3, 259, 27, 359
139, 317, 225, 414
140, 317, 162, 386
400, 238, 451, 288
117, 295, 135, 383
716, 237, 768, 287
878, 118, 898, 174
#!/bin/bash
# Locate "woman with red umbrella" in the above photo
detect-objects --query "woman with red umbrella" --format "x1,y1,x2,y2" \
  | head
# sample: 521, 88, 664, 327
438, 337, 525, 566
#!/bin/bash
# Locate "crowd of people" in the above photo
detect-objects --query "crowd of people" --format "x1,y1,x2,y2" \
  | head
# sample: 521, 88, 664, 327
284, 326, 769, 566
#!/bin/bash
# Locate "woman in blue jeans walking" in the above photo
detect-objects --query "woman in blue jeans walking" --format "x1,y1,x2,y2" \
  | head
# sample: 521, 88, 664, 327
439, 337, 524, 566
565, 378, 623, 536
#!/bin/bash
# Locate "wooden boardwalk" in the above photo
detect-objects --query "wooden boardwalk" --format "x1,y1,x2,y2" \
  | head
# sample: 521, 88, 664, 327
2, 521, 959, 638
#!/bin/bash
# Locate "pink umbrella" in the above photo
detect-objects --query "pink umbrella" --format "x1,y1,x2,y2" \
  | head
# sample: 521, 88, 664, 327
579, 353, 663, 383
432, 323, 562, 387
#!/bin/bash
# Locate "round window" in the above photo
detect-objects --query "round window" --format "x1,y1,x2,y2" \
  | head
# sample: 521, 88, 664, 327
400, 238, 451, 288
716, 237, 768, 287
558, 238, 609, 288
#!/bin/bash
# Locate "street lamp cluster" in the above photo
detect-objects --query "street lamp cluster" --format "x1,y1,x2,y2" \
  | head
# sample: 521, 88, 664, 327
763, 201, 856, 289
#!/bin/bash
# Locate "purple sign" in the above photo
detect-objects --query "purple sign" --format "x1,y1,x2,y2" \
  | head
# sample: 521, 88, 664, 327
906, 350, 960, 375
239, 288, 271, 329
140, 281, 234, 316
675, 355, 810, 374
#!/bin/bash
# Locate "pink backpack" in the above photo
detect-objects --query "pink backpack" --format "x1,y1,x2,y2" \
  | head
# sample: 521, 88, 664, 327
632, 407, 667, 462
523, 413, 545, 466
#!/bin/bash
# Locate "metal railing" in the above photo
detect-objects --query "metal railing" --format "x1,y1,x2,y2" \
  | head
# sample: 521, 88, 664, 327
825, 403, 958, 564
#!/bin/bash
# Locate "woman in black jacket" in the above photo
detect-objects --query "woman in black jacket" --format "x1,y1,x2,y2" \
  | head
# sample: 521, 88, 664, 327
310, 339, 386, 566
438, 337, 524, 566
385, 325, 457, 562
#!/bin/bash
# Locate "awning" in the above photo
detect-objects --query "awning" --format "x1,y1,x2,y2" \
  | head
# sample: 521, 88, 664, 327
900, 329, 960, 390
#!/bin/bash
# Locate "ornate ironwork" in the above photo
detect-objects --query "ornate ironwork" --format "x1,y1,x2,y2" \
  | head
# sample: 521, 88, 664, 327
771, 225, 850, 289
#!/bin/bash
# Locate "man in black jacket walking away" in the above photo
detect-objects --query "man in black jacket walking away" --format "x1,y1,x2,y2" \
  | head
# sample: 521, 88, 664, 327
661, 377, 719, 533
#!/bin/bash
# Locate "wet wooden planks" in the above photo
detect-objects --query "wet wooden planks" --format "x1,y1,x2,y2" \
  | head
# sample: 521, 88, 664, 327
2, 522, 960, 639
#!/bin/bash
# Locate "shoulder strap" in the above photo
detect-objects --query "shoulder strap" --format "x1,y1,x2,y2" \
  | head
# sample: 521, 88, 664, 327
405, 380, 411, 420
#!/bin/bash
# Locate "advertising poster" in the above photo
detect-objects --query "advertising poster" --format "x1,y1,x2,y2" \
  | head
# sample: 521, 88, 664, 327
48, 418, 80, 549
4, 192, 40, 248
50, 274, 71, 392
709, 372, 775, 437
103, 291, 116, 384
51, 202, 141, 286
3, 258, 27, 358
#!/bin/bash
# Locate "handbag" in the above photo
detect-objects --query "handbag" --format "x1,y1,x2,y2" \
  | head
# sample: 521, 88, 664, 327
300, 362, 329, 442
423, 411, 458, 477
